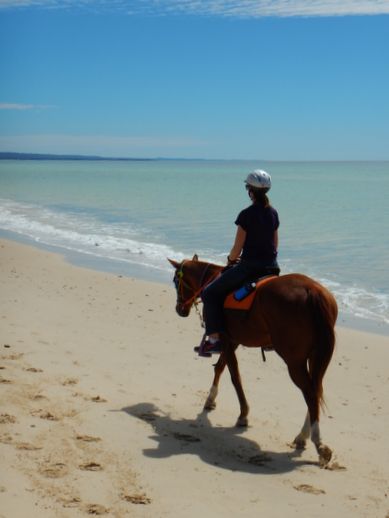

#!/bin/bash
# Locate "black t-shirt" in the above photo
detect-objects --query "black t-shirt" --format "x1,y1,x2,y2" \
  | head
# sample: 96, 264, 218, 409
235, 204, 279, 262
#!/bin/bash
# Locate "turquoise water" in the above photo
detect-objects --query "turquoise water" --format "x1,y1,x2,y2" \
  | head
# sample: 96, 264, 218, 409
0, 159, 388, 332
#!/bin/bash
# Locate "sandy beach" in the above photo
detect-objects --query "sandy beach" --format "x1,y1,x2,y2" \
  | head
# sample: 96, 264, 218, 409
0, 238, 388, 518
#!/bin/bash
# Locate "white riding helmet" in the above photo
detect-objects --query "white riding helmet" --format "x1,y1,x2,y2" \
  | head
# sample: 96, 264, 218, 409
245, 169, 271, 191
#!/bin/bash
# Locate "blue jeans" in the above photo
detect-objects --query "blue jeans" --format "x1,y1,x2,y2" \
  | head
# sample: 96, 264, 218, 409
201, 259, 279, 336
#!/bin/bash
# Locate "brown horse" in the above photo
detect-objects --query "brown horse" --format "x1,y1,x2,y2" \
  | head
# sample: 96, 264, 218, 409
168, 255, 338, 465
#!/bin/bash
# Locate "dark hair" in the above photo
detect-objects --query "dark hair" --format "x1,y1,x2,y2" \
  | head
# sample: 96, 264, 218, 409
249, 187, 270, 207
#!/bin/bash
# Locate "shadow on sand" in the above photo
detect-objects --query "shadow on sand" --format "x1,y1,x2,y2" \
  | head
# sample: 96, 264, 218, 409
121, 402, 317, 475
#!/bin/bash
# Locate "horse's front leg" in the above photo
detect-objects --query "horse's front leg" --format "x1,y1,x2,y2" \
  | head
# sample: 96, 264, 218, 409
225, 345, 249, 427
204, 353, 226, 411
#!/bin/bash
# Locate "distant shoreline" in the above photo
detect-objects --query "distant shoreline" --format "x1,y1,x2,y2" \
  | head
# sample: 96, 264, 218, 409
0, 152, 221, 162
1, 152, 388, 162
0, 152, 155, 161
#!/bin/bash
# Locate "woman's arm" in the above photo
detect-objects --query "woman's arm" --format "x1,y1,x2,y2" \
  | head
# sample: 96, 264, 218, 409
274, 229, 279, 250
228, 225, 246, 263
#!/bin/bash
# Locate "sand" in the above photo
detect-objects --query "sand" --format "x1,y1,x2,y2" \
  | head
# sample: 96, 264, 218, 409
0, 238, 388, 518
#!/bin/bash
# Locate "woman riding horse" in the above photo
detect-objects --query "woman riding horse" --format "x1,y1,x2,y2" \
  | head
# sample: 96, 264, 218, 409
169, 169, 337, 464
201, 169, 280, 355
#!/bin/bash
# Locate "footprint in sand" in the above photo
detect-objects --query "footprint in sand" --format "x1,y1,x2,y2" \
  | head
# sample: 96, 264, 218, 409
39, 462, 68, 478
0, 377, 12, 384
74, 393, 107, 403
31, 393, 47, 401
173, 432, 201, 443
120, 493, 151, 505
294, 484, 326, 495
57, 496, 82, 508
248, 453, 273, 466
89, 395, 107, 403
76, 434, 102, 443
79, 462, 103, 471
62, 377, 79, 386
0, 433, 13, 444
84, 503, 110, 515
63, 408, 78, 419
15, 442, 42, 451
31, 409, 59, 421
2, 353, 24, 360
0, 413, 17, 424
24, 367, 43, 373
324, 461, 347, 471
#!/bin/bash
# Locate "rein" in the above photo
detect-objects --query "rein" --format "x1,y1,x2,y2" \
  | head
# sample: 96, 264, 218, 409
175, 261, 220, 312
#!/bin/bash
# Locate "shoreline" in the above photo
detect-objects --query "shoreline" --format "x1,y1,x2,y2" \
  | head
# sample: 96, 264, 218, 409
1, 237, 389, 517
1, 230, 388, 337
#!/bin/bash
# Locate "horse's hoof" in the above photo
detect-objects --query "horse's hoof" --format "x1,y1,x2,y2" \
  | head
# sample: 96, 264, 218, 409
318, 444, 332, 466
236, 416, 248, 427
204, 401, 216, 411
293, 440, 306, 450
292, 435, 307, 450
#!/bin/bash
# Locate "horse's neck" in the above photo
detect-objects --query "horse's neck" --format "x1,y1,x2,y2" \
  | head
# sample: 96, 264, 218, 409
196, 261, 223, 287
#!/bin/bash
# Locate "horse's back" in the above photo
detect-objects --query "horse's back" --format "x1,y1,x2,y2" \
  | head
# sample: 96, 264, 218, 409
258, 273, 335, 309
225, 273, 337, 349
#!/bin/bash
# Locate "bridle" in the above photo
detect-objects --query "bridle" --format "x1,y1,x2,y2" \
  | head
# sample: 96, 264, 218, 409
174, 260, 220, 317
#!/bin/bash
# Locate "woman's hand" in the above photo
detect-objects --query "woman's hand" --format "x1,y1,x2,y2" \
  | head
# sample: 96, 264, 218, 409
227, 255, 240, 266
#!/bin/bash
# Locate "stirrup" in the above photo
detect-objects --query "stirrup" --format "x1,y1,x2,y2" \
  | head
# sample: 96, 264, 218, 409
202, 339, 223, 354
194, 334, 212, 357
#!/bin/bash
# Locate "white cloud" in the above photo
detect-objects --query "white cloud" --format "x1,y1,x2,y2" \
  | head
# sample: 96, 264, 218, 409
1, 0, 389, 17
0, 103, 55, 110
0, 0, 53, 7
0, 103, 34, 110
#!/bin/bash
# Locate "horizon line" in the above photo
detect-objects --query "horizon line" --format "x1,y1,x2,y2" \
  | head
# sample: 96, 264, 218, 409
0, 152, 388, 163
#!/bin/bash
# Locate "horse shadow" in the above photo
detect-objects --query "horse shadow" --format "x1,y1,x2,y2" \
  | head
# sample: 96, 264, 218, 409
121, 402, 317, 475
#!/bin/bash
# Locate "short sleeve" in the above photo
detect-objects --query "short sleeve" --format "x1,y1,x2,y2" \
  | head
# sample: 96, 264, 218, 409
272, 208, 280, 230
235, 209, 249, 231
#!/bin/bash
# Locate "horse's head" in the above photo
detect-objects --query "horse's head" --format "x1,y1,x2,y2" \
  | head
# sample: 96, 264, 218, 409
168, 254, 200, 317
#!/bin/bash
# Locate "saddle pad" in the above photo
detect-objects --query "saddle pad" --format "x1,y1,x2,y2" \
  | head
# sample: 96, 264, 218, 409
224, 275, 276, 311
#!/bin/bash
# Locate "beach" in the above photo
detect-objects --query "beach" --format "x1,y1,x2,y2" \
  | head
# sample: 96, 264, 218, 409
0, 238, 388, 517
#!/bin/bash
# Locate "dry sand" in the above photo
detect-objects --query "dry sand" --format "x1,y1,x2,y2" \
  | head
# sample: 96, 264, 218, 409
0, 238, 388, 518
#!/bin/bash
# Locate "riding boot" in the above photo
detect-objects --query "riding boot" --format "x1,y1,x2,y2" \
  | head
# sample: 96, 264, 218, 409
194, 334, 212, 357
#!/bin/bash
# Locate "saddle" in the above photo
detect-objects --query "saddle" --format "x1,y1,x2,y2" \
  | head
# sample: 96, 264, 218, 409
224, 274, 277, 311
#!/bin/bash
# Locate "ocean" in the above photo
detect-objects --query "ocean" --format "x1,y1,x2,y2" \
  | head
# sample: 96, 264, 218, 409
0, 159, 388, 334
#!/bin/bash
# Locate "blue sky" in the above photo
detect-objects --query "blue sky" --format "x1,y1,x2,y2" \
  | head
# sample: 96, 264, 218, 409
0, 1, 388, 159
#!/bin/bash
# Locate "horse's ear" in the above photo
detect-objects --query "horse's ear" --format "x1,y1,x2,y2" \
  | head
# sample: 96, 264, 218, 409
192, 254, 199, 261
167, 258, 180, 269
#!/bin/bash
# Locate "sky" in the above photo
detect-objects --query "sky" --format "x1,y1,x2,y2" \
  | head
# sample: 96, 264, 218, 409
0, 0, 388, 160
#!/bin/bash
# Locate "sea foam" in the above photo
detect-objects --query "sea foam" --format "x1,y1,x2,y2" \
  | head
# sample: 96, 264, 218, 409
0, 199, 184, 272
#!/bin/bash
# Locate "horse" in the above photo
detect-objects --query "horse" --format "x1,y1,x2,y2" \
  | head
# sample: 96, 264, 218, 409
168, 255, 338, 465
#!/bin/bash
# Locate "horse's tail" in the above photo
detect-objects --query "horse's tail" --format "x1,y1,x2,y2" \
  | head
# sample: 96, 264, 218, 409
308, 287, 337, 413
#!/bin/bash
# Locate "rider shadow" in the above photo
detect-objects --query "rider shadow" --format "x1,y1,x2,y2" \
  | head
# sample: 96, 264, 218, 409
121, 402, 317, 475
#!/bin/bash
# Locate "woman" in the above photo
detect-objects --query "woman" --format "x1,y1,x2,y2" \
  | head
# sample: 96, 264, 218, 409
200, 169, 280, 355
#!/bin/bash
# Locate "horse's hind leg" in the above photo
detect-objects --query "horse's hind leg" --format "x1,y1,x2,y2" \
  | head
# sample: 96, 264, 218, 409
287, 365, 313, 449
293, 411, 311, 449
288, 363, 332, 464
204, 353, 226, 411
